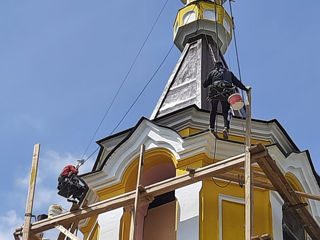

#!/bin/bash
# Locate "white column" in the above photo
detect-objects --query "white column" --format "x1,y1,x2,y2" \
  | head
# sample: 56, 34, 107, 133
175, 181, 202, 240
270, 191, 284, 240
97, 207, 123, 240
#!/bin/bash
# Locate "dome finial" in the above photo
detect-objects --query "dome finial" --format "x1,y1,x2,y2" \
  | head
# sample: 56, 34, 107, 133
174, 0, 232, 53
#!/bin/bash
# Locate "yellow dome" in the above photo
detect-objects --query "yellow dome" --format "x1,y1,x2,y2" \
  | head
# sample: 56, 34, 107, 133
174, 1, 232, 53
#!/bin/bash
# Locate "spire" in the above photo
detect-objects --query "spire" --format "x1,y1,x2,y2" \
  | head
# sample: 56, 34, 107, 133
151, 0, 234, 119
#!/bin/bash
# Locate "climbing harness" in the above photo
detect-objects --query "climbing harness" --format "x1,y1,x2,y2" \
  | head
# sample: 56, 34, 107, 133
208, 83, 236, 100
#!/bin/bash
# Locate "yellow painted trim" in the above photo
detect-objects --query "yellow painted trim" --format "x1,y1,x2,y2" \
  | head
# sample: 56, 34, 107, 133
178, 127, 202, 137
82, 148, 177, 235
97, 147, 178, 196
97, 148, 179, 198
215, 132, 271, 145
175, 1, 233, 37
200, 179, 273, 240
119, 210, 131, 240
285, 173, 307, 203
80, 215, 98, 240
88, 222, 99, 240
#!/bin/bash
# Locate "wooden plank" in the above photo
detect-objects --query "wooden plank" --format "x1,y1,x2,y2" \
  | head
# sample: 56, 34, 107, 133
214, 172, 274, 190
57, 204, 80, 240
130, 144, 145, 240
66, 220, 79, 240
260, 233, 272, 240
257, 155, 320, 239
239, 167, 268, 179
14, 150, 265, 235
22, 144, 41, 240
55, 225, 80, 240
256, 156, 295, 204
245, 88, 253, 240
295, 191, 320, 201
250, 236, 260, 240
215, 171, 320, 202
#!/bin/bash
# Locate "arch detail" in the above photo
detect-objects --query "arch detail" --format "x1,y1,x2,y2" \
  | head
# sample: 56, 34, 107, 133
97, 147, 178, 199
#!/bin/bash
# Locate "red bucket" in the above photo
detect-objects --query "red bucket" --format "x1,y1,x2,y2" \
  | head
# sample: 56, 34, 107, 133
228, 93, 244, 110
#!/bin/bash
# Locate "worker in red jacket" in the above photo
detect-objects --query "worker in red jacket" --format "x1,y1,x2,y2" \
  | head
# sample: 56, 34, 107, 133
57, 162, 88, 204
60, 165, 79, 177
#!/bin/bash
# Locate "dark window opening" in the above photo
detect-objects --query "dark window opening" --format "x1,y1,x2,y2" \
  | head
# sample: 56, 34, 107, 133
148, 191, 175, 209
282, 203, 305, 240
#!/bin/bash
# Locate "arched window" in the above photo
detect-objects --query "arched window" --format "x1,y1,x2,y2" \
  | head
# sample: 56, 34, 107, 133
183, 10, 196, 24
203, 9, 217, 21
282, 175, 306, 240
282, 203, 306, 240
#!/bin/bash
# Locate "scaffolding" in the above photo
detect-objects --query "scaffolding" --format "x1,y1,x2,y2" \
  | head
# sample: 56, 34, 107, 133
14, 90, 320, 240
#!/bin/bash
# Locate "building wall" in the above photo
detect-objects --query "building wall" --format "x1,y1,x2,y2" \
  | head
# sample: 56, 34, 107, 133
80, 121, 320, 240
200, 179, 272, 240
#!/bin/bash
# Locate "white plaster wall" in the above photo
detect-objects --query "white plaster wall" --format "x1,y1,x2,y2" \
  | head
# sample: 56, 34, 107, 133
97, 208, 123, 240
176, 181, 202, 240
270, 191, 284, 240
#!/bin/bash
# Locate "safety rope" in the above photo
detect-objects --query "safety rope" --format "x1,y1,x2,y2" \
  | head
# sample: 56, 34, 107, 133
212, 118, 231, 188
78, 3, 197, 166
214, 1, 219, 55
80, 0, 170, 160
228, 0, 246, 153
80, 44, 174, 166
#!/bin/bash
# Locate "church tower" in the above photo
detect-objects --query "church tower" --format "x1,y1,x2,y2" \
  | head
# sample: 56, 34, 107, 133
23, 2, 320, 240
151, 0, 233, 119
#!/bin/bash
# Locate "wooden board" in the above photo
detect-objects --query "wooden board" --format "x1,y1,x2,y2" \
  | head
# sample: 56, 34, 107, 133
245, 88, 253, 240
130, 144, 145, 240
22, 144, 40, 240
257, 154, 320, 239
15, 148, 267, 235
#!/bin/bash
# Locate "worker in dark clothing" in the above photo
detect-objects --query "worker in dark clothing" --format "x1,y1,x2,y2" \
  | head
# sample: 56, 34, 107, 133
57, 161, 88, 204
203, 61, 248, 139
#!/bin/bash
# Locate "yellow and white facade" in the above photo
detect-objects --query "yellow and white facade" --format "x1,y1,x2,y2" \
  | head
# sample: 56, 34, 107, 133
79, 106, 320, 240
78, 1, 320, 239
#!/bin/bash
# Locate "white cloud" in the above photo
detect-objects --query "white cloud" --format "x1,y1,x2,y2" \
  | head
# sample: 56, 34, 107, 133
0, 210, 24, 240
8, 149, 94, 239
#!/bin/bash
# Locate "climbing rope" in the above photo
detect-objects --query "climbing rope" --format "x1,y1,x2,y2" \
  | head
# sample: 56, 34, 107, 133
212, 120, 232, 188
80, 0, 170, 160
80, 43, 175, 165
78, 2, 197, 166
214, 1, 219, 55
228, 0, 247, 152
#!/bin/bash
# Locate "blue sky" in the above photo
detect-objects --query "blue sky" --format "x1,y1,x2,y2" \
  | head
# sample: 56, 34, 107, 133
0, 0, 319, 239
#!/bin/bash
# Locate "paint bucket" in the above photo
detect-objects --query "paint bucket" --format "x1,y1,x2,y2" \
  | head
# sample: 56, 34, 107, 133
48, 205, 62, 218
228, 93, 244, 110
